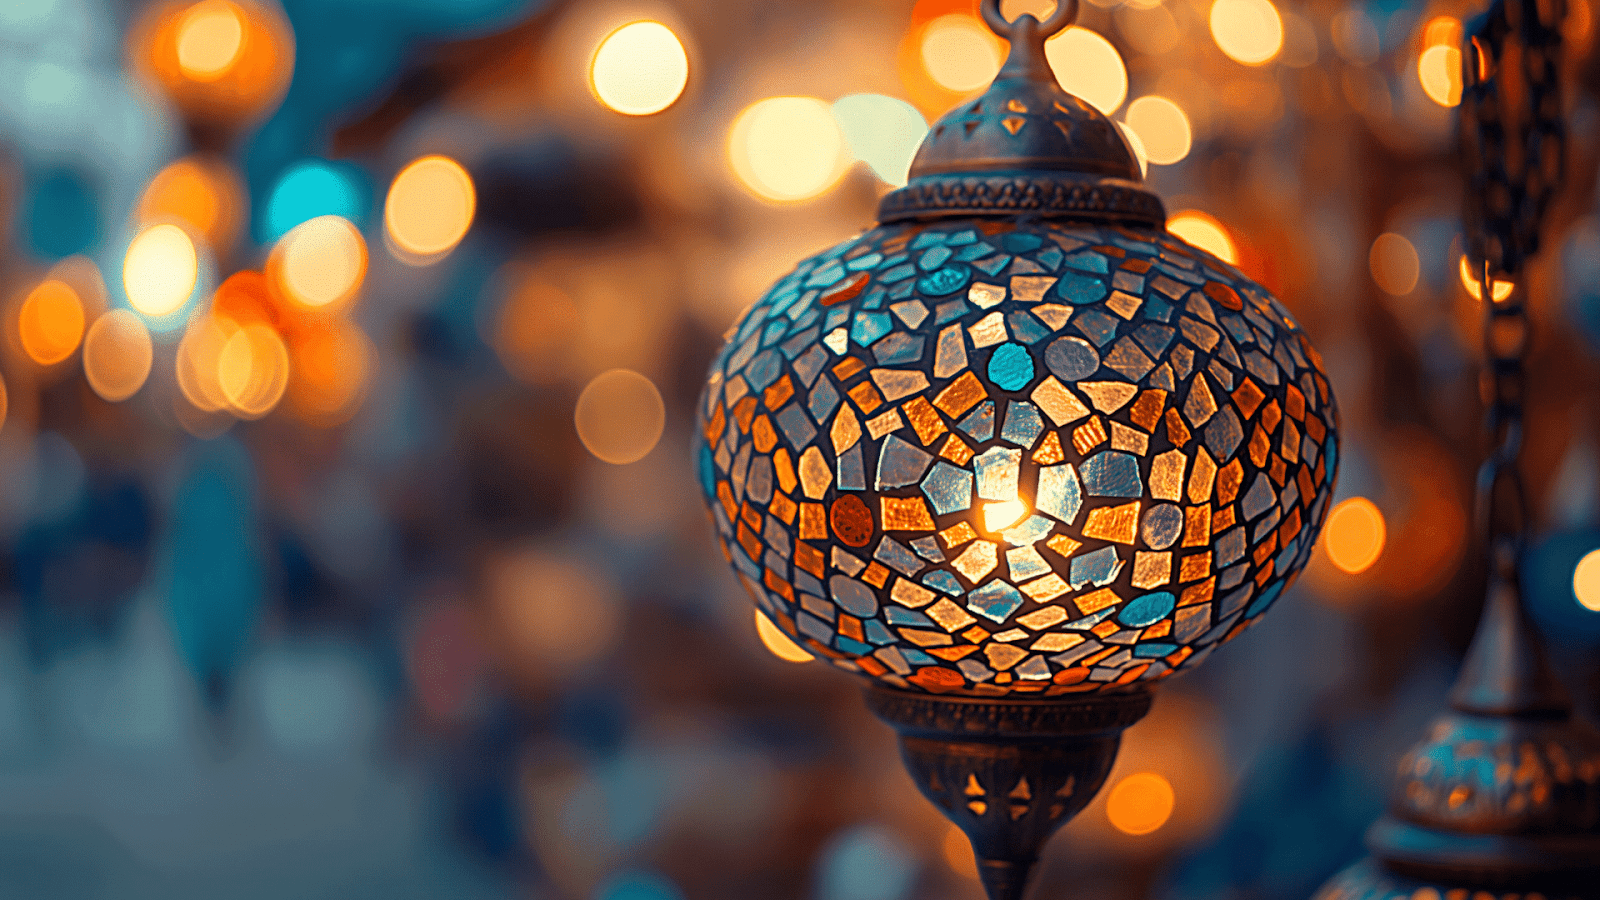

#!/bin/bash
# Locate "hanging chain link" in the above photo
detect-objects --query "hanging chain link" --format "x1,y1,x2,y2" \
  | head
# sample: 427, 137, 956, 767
1458, 0, 1565, 558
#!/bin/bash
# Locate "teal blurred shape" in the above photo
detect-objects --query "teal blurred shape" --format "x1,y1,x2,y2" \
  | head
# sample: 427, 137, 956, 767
815, 823, 916, 900
24, 166, 99, 259
596, 870, 685, 900
260, 158, 369, 242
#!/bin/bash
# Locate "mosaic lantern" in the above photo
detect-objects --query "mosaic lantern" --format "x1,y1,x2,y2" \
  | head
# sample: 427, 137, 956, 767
694, 4, 1338, 897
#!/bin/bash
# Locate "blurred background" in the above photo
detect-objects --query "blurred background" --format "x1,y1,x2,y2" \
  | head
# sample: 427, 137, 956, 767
0, 0, 1596, 897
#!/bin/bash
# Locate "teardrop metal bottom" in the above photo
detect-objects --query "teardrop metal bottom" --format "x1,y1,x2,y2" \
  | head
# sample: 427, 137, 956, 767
864, 685, 1153, 900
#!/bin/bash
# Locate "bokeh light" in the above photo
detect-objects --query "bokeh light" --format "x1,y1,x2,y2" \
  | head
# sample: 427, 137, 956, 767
18, 279, 85, 366
288, 319, 373, 423
589, 21, 689, 116
1418, 45, 1463, 107
1046, 26, 1128, 115
755, 610, 814, 663
138, 155, 246, 250
123, 223, 200, 319
263, 160, 364, 242
832, 94, 929, 187
941, 823, 977, 879
1459, 255, 1514, 302
82, 309, 153, 402
1575, 550, 1600, 612
1167, 211, 1239, 264
176, 0, 245, 81
1210, 0, 1285, 66
270, 215, 367, 309
574, 369, 667, 464
217, 321, 289, 419
920, 14, 1002, 94
1106, 772, 1175, 836
1370, 232, 1421, 295
385, 155, 476, 263
1118, 123, 1149, 177
728, 97, 851, 203
1324, 497, 1386, 574
176, 312, 234, 413
1124, 96, 1191, 166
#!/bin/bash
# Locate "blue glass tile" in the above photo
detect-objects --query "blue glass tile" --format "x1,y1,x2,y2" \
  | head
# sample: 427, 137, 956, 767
830, 574, 879, 616
1061, 252, 1110, 274
1118, 591, 1176, 627
805, 263, 847, 288
776, 404, 818, 450
851, 312, 893, 346
1007, 311, 1052, 344
1241, 474, 1277, 519
873, 333, 925, 364
920, 462, 974, 514
1204, 407, 1244, 461
1133, 642, 1178, 658
1001, 232, 1044, 253
1001, 514, 1054, 546
911, 230, 950, 250
1080, 451, 1143, 497
1069, 546, 1122, 589
876, 434, 934, 489
910, 536, 945, 562
918, 247, 954, 271
987, 343, 1036, 391
824, 306, 850, 331
957, 401, 996, 441
846, 252, 884, 271
860, 286, 886, 310
948, 229, 979, 246
1055, 271, 1108, 305
1073, 309, 1121, 346
935, 299, 971, 324
880, 263, 917, 284
1141, 504, 1184, 550
918, 266, 971, 297
1035, 246, 1063, 271
1143, 295, 1174, 323
885, 607, 935, 627
874, 536, 925, 576
837, 445, 865, 490
974, 255, 1012, 276
1244, 580, 1284, 617
1132, 323, 1176, 356
864, 619, 896, 644
1045, 336, 1100, 380
954, 241, 996, 262
922, 570, 964, 595
1036, 464, 1083, 525
808, 376, 840, 421
966, 580, 1025, 623
1000, 401, 1045, 447
902, 648, 940, 666
745, 350, 782, 389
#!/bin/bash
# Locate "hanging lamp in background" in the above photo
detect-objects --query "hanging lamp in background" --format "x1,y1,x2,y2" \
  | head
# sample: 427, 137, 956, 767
693, 2, 1340, 897
1314, 1, 1600, 898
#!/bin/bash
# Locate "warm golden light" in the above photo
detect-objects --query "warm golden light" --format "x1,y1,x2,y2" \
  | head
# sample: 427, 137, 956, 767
19, 280, 86, 366
216, 321, 289, 418
1167, 211, 1239, 264
1418, 45, 1463, 107
386, 155, 476, 262
138, 156, 246, 250
176, 312, 234, 413
1124, 96, 1191, 165
574, 369, 667, 464
728, 97, 851, 203
921, 14, 1003, 93
176, 0, 245, 81
1458, 255, 1514, 302
1107, 772, 1176, 836
288, 318, 372, 423
589, 21, 689, 116
755, 610, 814, 663
124, 223, 199, 318
271, 215, 367, 309
984, 498, 1028, 532
82, 310, 153, 402
1118, 123, 1149, 178
1575, 549, 1600, 612
1210, 0, 1285, 66
1324, 497, 1386, 574
1046, 26, 1128, 115
1370, 232, 1421, 296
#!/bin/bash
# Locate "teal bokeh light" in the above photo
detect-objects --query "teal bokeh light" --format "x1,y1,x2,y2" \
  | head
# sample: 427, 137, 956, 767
260, 159, 369, 243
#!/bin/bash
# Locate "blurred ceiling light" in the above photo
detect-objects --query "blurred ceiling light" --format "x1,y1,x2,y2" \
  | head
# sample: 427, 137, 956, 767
1370, 232, 1421, 295
832, 94, 929, 187
288, 318, 372, 424
263, 159, 363, 243
1458, 255, 1514, 301
1324, 497, 1386, 574
920, 14, 1003, 94
385, 155, 476, 263
271, 215, 367, 309
176, 312, 234, 412
216, 320, 289, 418
1046, 26, 1128, 115
755, 610, 815, 663
1418, 45, 1463, 107
575, 369, 666, 465
1210, 0, 1284, 66
1117, 5, 1181, 57
1574, 549, 1600, 612
82, 309, 153, 402
19, 280, 85, 366
1124, 96, 1191, 166
1117, 122, 1149, 177
728, 97, 851, 203
138, 155, 246, 250
1106, 772, 1175, 836
176, 0, 245, 81
589, 21, 689, 116
124, 223, 199, 319
1166, 211, 1239, 265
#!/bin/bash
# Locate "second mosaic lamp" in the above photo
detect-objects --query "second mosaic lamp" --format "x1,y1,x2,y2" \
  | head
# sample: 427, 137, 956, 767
694, 3, 1340, 897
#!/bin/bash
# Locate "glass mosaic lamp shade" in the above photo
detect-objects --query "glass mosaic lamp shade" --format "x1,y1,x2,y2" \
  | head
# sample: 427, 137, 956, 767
694, 19, 1339, 700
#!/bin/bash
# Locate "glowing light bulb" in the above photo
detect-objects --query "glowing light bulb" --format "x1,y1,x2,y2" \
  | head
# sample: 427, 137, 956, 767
1046, 26, 1128, 115
755, 610, 814, 662
1124, 96, 1191, 166
18, 280, 85, 366
1574, 549, 1600, 612
385, 155, 475, 262
1324, 497, 1385, 574
1418, 44, 1463, 107
176, 0, 245, 81
1210, 0, 1285, 66
271, 215, 367, 309
728, 97, 851, 203
1370, 233, 1420, 296
82, 310, 153, 402
124, 223, 199, 319
575, 369, 667, 464
1167, 211, 1239, 264
1107, 772, 1176, 836
589, 21, 689, 116
920, 15, 1002, 93
984, 499, 1028, 532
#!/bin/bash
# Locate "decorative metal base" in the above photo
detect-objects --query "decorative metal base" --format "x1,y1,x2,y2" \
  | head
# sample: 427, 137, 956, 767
864, 685, 1153, 900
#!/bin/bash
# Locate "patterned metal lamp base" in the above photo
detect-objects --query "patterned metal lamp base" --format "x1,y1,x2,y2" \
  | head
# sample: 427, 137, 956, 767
865, 685, 1152, 900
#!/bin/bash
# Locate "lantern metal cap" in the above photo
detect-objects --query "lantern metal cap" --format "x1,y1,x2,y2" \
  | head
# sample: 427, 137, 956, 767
879, 0, 1164, 226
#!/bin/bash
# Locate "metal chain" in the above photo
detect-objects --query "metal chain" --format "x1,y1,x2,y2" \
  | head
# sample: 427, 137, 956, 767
1458, 0, 1565, 557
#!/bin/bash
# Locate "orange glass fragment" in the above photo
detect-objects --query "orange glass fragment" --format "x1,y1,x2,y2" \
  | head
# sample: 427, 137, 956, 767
830, 494, 874, 547
933, 371, 987, 418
